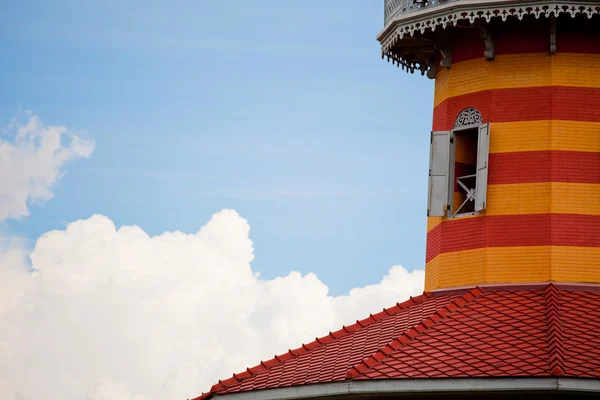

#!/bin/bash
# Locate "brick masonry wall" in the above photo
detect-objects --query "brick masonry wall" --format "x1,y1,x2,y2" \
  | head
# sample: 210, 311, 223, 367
424, 19, 600, 291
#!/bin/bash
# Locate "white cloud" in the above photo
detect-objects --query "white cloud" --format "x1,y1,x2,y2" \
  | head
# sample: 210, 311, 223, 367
0, 211, 424, 400
0, 111, 424, 399
0, 111, 94, 220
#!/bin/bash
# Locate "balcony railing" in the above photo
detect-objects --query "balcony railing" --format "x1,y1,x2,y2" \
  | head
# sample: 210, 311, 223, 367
384, 0, 456, 25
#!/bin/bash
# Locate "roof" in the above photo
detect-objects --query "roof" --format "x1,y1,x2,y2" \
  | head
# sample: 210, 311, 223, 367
194, 283, 600, 400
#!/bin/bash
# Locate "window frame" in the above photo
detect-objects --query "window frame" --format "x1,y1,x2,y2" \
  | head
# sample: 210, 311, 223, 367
427, 121, 490, 219
427, 130, 452, 217
448, 123, 482, 218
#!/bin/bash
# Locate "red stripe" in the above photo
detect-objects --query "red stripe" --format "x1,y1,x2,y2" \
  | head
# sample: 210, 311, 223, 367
453, 21, 547, 64
488, 151, 600, 184
552, 16, 600, 54
557, 33, 600, 54
426, 214, 600, 262
451, 18, 600, 63
433, 87, 600, 131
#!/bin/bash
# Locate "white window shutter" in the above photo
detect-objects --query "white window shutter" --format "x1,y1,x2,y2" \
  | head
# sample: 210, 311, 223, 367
428, 131, 451, 217
475, 123, 490, 211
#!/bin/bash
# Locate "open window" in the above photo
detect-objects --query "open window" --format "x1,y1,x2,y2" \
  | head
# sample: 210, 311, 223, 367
427, 108, 489, 218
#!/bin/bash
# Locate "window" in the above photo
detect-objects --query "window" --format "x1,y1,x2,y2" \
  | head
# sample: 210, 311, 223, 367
427, 108, 489, 218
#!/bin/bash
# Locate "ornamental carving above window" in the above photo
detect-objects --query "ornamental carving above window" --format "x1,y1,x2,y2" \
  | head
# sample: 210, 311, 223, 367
454, 108, 483, 128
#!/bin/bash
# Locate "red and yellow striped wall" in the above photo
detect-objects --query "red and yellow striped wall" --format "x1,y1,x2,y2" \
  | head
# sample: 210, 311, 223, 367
425, 25, 600, 291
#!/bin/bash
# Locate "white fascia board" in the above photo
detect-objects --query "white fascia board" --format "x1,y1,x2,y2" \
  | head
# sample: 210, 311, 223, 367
213, 378, 600, 400
558, 378, 600, 393
376, 0, 600, 42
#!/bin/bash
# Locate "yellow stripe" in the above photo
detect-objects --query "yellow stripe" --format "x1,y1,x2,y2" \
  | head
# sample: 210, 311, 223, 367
486, 183, 551, 216
434, 53, 600, 106
424, 246, 600, 291
552, 246, 600, 283
426, 183, 600, 232
424, 255, 441, 291
487, 182, 600, 216
489, 120, 600, 153
427, 217, 442, 232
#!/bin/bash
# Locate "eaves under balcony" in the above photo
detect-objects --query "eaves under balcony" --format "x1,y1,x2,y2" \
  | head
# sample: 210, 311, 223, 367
377, 0, 600, 75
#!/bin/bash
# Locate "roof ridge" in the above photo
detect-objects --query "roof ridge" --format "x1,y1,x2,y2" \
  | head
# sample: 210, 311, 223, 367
193, 291, 435, 400
544, 283, 565, 376
345, 286, 485, 379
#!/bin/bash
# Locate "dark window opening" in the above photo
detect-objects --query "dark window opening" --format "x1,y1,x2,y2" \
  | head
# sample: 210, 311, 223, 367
451, 127, 479, 216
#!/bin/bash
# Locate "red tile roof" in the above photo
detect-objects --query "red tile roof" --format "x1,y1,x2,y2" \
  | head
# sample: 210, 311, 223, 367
194, 283, 600, 400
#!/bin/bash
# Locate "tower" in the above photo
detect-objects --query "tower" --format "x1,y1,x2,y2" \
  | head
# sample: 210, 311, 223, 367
194, 2, 600, 399
381, 1, 600, 292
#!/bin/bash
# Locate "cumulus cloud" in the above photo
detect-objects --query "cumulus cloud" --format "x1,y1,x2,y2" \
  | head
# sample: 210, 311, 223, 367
0, 111, 425, 399
0, 211, 424, 400
0, 111, 94, 220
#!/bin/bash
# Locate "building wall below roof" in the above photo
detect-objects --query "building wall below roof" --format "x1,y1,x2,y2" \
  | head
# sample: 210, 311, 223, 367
424, 22, 600, 291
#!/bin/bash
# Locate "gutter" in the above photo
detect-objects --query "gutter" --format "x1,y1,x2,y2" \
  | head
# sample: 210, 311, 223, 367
212, 378, 600, 400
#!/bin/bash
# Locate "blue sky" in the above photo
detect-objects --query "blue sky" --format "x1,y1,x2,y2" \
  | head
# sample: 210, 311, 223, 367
1, 0, 434, 295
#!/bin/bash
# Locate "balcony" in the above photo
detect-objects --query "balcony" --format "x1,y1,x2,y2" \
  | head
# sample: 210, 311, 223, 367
383, 0, 600, 28
384, 0, 456, 25
379, 0, 600, 75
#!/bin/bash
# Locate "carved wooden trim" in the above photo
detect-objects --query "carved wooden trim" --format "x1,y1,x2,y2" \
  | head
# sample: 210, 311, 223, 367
454, 108, 483, 128
379, 1, 600, 73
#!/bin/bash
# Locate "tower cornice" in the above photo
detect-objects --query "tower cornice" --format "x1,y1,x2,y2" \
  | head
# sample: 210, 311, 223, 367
378, 0, 600, 74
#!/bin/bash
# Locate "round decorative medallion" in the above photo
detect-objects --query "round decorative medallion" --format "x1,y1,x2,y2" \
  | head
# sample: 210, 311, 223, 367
454, 108, 483, 128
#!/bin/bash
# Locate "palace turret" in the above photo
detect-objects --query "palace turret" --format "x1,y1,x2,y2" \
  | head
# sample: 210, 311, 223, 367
193, 2, 600, 399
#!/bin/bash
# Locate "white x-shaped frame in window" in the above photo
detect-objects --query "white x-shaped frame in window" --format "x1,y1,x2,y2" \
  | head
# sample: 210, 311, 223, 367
455, 174, 477, 215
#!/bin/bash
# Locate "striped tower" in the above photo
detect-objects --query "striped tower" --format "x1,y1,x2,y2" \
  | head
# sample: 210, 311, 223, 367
376, 4, 600, 292
195, 4, 600, 399
423, 15, 600, 291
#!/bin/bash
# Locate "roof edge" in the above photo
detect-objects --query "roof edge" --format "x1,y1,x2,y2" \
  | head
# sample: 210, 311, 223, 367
194, 291, 436, 400
209, 378, 600, 400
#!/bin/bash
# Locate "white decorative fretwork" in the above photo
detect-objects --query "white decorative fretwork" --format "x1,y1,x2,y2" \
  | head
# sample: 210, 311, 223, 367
454, 108, 483, 128
379, 1, 600, 74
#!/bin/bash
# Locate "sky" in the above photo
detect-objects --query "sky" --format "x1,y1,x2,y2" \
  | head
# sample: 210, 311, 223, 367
0, 1, 434, 399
